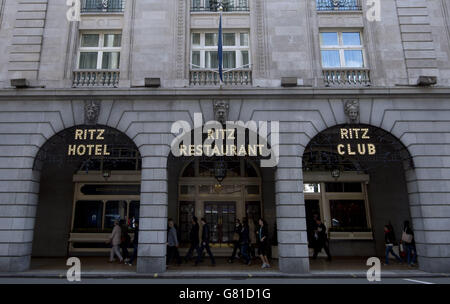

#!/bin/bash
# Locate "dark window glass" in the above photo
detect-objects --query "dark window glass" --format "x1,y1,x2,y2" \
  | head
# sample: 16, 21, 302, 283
246, 185, 260, 195
325, 182, 343, 192
73, 200, 103, 231
129, 201, 140, 221
325, 182, 362, 192
204, 202, 236, 244
104, 200, 127, 228
179, 201, 195, 243
330, 200, 368, 231
245, 201, 261, 224
182, 161, 195, 177
245, 161, 258, 177
81, 184, 140, 195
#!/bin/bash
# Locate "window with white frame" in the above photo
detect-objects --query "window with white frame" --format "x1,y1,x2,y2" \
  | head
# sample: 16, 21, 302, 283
320, 31, 365, 68
77, 32, 122, 70
191, 31, 250, 70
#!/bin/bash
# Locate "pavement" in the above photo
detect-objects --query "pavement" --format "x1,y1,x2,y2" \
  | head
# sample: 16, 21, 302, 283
0, 257, 448, 280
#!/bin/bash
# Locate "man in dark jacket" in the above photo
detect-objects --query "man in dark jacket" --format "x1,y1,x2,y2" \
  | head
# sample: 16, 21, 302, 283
312, 219, 332, 261
195, 218, 216, 266
240, 218, 251, 265
126, 221, 139, 266
184, 216, 200, 262
384, 224, 402, 265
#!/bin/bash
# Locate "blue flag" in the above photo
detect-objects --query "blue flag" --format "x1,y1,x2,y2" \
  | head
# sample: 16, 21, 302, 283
218, 12, 223, 82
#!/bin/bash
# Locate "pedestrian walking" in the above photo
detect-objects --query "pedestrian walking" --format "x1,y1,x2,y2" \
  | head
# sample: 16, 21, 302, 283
402, 220, 417, 266
248, 218, 257, 259
312, 219, 332, 261
228, 219, 242, 263
195, 218, 216, 266
120, 219, 131, 262
126, 221, 139, 266
167, 219, 181, 266
184, 216, 200, 262
240, 218, 251, 265
256, 218, 271, 269
108, 220, 123, 263
384, 224, 402, 265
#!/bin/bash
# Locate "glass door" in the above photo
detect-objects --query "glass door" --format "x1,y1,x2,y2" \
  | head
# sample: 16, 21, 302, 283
204, 201, 236, 245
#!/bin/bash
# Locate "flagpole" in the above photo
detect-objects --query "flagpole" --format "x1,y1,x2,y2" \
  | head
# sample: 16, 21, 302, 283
218, 0, 224, 88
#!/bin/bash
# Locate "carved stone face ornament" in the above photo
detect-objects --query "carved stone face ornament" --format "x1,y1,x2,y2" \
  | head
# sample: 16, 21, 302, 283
214, 100, 230, 124
344, 100, 360, 124
85, 100, 101, 125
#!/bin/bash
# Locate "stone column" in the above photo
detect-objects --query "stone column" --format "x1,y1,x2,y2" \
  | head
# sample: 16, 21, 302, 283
136, 147, 170, 273
275, 153, 309, 273
0, 168, 39, 272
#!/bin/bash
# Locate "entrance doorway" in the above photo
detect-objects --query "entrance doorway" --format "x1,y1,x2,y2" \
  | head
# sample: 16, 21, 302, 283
204, 201, 236, 244
177, 159, 262, 251
31, 125, 142, 272
302, 124, 415, 265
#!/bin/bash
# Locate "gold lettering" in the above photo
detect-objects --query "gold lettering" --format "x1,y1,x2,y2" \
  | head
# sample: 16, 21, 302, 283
368, 144, 376, 155
68, 145, 76, 156
340, 128, 349, 140
337, 144, 345, 155
97, 129, 105, 140
362, 128, 370, 139
103, 145, 110, 156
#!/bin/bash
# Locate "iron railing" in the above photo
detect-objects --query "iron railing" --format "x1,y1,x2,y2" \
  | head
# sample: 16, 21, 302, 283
322, 68, 371, 86
190, 69, 252, 86
81, 0, 125, 13
73, 70, 120, 87
316, 0, 362, 11
191, 0, 249, 12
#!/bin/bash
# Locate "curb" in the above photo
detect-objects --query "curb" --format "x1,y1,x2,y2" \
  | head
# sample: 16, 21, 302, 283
0, 272, 448, 280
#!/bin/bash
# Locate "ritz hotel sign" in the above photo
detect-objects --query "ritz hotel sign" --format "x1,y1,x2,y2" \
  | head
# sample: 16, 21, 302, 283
67, 129, 110, 156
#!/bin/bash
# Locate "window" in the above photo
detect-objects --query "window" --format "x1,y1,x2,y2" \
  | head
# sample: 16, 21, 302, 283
73, 201, 103, 231
81, 0, 125, 13
316, 0, 361, 11
78, 32, 122, 70
330, 200, 368, 231
191, 31, 250, 69
191, 0, 249, 12
104, 200, 127, 228
320, 31, 365, 68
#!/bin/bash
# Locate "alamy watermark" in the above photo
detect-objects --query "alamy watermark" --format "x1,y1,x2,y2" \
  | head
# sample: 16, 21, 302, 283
366, 257, 381, 282
66, 257, 81, 282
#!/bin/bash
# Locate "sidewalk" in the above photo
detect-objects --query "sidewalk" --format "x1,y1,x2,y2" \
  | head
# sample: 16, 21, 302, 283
0, 257, 447, 279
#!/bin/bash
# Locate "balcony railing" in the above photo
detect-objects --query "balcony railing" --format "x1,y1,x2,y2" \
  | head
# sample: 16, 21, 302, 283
190, 69, 252, 86
316, 0, 362, 11
73, 70, 120, 87
322, 68, 371, 86
191, 0, 249, 12
81, 0, 125, 13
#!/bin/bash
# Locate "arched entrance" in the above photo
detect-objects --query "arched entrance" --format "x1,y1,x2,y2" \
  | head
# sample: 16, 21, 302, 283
31, 125, 142, 270
302, 124, 416, 267
167, 154, 278, 269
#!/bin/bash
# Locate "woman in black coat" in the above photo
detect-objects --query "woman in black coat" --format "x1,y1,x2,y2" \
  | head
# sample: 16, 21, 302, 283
256, 218, 271, 268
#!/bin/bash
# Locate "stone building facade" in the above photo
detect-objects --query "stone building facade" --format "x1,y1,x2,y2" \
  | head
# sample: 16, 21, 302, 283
0, 0, 449, 274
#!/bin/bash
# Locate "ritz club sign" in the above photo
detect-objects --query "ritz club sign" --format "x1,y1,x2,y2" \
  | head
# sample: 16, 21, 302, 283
67, 129, 110, 156
337, 127, 376, 156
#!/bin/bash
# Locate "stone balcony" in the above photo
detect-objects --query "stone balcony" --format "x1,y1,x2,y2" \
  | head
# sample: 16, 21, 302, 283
72, 70, 120, 88
189, 69, 252, 86
322, 68, 371, 87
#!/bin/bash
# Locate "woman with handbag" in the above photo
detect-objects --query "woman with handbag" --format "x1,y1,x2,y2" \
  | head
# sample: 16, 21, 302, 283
402, 220, 417, 266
